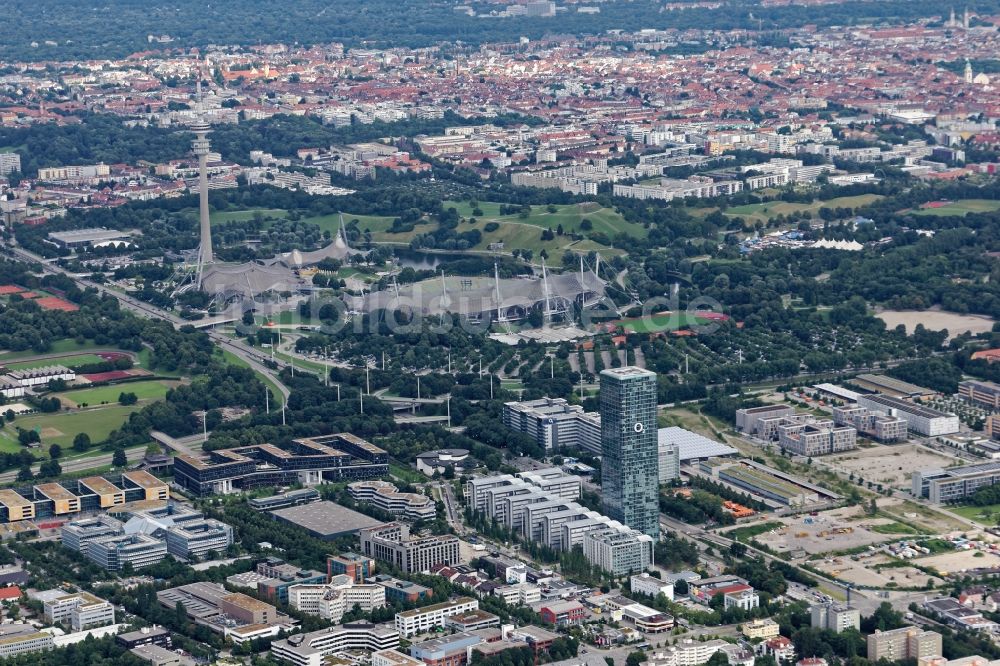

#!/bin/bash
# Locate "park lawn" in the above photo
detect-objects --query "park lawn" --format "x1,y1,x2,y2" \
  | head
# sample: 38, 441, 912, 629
390, 462, 426, 484
615, 311, 711, 333
723, 194, 884, 225
211, 208, 288, 226
307, 212, 397, 234
0, 339, 110, 362
909, 199, 1000, 217
945, 503, 1000, 522
463, 218, 625, 257
723, 521, 784, 541
0, 145, 24, 153
869, 521, 921, 535
56, 380, 172, 406
445, 200, 646, 240
5, 353, 108, 371
0, 404, 145, 449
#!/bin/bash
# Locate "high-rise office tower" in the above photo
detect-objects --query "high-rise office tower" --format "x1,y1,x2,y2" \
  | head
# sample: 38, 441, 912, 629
600, 366, 660, 540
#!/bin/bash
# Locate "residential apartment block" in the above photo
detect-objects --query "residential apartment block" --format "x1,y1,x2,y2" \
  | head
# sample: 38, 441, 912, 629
778, 420, 857, 456
831, 406, 908, 442
811, 603, 861, 632
735, 405, 796, 440
582, 528, 654, 576
867, 627, 942, 662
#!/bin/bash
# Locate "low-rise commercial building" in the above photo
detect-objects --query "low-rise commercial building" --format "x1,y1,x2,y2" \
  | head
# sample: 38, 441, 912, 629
913, 461, 1000, 503
42, 591, 115, 631
465, 469, 581, 514
630, 573, 674, 600
395, 597, 478, 637
157, 582, 293, 643
0, 624, 55, 658
87, 533, 168, 571
116, 626, 172, 650
373, 648, 425, 666
289, 579, 386, 623
3, 471, 168, 524
130, 644, 196, 666
270, 623, 400, 666
368, 574, 432, 604
327, 552, 376, 584
540, 600, 586, 627
959, 380, 1000, 409
348, 481, 436, 521
162, 518, 233, 561
408, 631, 484, 666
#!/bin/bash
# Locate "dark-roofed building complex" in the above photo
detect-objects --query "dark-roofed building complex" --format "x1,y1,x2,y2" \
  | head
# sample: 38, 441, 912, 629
173, 434, 388, 496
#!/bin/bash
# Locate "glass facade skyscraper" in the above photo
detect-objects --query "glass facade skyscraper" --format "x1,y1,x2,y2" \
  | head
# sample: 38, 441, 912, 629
600, 366, 660, 540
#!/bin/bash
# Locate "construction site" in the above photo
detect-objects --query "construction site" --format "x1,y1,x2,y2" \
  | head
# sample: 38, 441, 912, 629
750, 505, 918, 557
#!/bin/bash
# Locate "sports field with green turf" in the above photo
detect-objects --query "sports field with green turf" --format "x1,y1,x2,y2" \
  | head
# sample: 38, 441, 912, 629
0, 404, 145, 450
0, 339, 111, 363
5, 354, 108, 371
909, 199, 1000, 217
615, 311, 713, 333
56, 380, 172, 406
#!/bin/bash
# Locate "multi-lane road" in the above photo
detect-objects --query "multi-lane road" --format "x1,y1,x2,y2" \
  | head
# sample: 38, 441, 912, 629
4, 243, 291, 401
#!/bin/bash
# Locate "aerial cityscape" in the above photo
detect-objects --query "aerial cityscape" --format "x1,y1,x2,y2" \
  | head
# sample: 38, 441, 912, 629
3, 1, 1000, 666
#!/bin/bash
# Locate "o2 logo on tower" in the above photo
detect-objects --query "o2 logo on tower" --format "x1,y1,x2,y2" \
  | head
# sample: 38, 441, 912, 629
633, 422, 644, 433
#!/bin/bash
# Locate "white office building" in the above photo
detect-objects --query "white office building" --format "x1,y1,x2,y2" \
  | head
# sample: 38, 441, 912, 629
394, 597, 478, 637
631, 573, 674, 600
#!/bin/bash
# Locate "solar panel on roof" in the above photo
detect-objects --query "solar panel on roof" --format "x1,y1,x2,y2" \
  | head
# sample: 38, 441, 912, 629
657, 426, 738, 461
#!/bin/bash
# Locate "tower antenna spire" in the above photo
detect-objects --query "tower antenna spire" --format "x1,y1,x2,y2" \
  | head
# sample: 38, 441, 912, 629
191, 75, 213, 289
